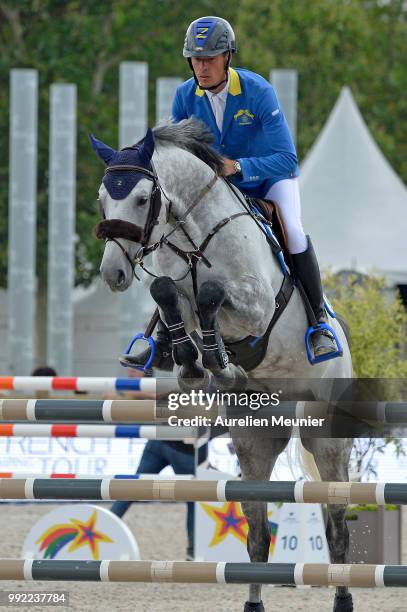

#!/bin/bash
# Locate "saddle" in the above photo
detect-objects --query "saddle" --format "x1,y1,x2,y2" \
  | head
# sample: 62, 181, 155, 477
250, 198, 290, 265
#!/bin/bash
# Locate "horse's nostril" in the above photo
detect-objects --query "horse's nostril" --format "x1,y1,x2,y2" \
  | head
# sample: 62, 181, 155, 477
117, 269, 126, 286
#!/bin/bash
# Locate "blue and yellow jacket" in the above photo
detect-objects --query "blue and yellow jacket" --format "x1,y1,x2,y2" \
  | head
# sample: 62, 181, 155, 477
172, 67, 299, 198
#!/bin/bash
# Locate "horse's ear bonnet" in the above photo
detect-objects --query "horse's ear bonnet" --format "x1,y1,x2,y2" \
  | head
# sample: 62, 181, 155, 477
88, 129, 156, 201
89, 133, 116, 164
90, 128, 162, 246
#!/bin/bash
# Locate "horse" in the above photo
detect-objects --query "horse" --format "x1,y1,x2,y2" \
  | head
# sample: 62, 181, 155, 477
90, 118, 354, 612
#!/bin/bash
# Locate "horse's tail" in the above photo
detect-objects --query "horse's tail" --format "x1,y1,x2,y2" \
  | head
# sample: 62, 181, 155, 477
298, 442, 321, 480
286, 438, 321, 481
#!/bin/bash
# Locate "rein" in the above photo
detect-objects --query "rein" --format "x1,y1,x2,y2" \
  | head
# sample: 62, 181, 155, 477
95, 163, 251, 294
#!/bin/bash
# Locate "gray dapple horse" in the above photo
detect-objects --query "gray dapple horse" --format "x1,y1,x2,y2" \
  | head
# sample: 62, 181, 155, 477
91, 119, 353, 612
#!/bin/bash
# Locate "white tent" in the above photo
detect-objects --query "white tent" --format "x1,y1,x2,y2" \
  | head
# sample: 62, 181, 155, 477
300, 87, 407, 284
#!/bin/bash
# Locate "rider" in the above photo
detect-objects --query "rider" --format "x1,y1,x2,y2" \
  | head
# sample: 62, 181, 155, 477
132, 15, 338, 369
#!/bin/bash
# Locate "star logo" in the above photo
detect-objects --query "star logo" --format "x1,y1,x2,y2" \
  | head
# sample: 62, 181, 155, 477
36, 510, 114, 560
200, 501, 279, 553
200, 501, 248, 546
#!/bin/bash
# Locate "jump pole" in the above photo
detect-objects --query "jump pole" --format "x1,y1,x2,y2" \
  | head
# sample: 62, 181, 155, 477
0, 376, 170, 393
1, 560, 407, 587
2, 399, 407, 424
0, 399, 174, 423
1, 479, 407, 504
0, 473, 194, 480
0, 423, 200, 440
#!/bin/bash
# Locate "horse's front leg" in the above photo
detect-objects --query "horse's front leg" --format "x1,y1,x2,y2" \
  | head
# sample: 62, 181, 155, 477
150, 276, 206, 386
197, 279, 247, 390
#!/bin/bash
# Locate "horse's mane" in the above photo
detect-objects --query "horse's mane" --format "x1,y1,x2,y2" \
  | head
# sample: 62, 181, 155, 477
153, 118, 224, 174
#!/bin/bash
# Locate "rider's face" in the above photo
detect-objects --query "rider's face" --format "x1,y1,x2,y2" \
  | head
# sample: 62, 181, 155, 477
191, 53, 228, 89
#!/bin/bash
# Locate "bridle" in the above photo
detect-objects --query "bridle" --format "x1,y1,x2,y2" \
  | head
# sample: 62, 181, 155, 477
95, 161, 250, 297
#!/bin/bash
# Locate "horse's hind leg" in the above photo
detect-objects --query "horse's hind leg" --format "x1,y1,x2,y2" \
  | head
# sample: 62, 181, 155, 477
150, 276, 205, 383
197, 280, 247, 389
233, 434, 290, 612
302, 437, 354, 612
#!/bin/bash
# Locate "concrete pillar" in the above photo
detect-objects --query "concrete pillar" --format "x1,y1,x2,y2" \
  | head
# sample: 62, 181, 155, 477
156, 77, 182, 122
118, 62, 153, 363
8, 69, 38, 374
47, 84, 77, 374
270, 69, 298, 144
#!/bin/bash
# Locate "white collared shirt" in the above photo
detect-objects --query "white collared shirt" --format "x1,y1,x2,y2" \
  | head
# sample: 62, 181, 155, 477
205, 78, 229, 132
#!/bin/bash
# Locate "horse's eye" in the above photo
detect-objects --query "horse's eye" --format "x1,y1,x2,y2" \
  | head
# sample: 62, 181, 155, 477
137, 196, 148, 207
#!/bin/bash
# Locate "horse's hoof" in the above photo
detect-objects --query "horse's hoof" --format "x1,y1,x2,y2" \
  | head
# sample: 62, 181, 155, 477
213, 364, 248, 392
333, 592, 353, 612
244, 601, 265, 612
234, 365, 248, 390
178, 365, 208, 393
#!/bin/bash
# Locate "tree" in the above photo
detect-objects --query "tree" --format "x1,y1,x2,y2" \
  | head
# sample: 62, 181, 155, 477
323, 270, 407, 480
0, 1, 405, 292
236, 0, 407, 179
0, 0, 237, 288
351, 437, 404, 482
323, 271, 407, 377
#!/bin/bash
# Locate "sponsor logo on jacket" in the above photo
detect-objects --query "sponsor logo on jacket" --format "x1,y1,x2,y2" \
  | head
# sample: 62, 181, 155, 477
233, 109, 255, 125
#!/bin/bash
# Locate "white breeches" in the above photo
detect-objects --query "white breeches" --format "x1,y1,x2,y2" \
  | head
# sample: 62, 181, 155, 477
265, 177, 307, 254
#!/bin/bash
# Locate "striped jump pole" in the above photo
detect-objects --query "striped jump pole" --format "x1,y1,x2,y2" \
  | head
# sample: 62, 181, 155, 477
1, 479, 407, 504
338, 401, 407, 423
285, 401, 407, 423
1, 398, 406, 425
0, 399, 174, 423
0, 398, 263, 424
0, 376, 176, 394
0, 423, 200, 440
1, 560, 407, 587
0, 473, 194, 480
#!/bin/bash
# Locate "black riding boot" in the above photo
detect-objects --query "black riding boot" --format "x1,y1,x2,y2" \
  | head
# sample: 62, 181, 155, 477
122, 318, 174, 371
291, 236, 337, 359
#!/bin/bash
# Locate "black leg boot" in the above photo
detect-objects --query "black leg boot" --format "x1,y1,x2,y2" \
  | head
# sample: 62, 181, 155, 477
291, 236, 338, 359
121, 317, 174, 371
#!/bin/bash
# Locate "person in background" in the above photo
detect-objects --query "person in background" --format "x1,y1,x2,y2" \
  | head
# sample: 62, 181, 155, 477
31, 366, 57, 399
110, 368, 196, 560
31, 366, 57, 377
